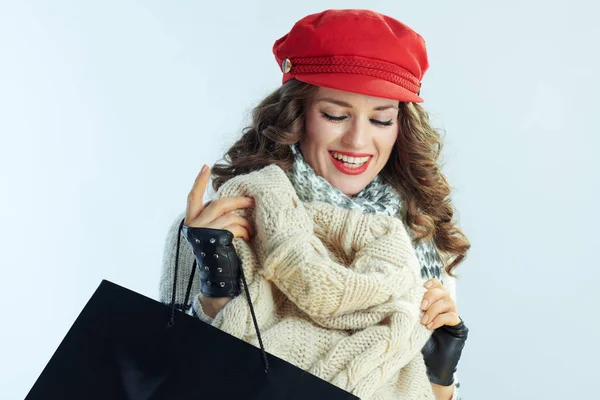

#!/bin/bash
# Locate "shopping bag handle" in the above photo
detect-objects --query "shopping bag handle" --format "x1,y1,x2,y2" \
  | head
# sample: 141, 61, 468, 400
168, 217, 270, 373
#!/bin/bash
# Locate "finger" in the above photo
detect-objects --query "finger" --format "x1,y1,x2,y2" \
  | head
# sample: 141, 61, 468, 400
426, 311, 461, 330
222, 225, 251, 242
420, 287, 448, 310
421, 298, 454, 326
208, 213, 255, 237
197, 196, 254, 225
185, 165, 210, 223
424, 278, 444, 290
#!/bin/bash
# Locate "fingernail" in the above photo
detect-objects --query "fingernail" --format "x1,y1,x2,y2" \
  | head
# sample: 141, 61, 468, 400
421, 314, 429, 324
420, 300, 428, 310
424, 281, 433, 288
200, 164, 207, 174
427, 322, 434, 330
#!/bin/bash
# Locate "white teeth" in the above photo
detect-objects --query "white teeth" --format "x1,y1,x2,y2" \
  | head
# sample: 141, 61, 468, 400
343, 162, 361, 169
331, 151, 369, 164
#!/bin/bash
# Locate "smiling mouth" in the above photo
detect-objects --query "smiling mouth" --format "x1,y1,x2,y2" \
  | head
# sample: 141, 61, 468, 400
329, 151, 371, 167
328, 151, 373, 175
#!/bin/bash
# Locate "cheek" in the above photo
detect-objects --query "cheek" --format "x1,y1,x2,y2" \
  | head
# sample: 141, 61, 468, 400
376, 130, 398, 159
303, 112, 319, 143
303, 113, 335, 149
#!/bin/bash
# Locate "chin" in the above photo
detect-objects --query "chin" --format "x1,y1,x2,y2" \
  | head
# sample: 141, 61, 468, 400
331, 179, 369, 196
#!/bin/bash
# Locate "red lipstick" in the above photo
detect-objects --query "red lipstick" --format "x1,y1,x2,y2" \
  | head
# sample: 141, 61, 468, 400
328, 151, 372, 176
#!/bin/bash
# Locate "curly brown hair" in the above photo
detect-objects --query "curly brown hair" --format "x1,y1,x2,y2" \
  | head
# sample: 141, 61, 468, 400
211, 79, 470, 276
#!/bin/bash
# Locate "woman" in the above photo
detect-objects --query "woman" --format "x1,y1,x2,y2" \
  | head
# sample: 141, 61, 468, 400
160, 9, 470, 400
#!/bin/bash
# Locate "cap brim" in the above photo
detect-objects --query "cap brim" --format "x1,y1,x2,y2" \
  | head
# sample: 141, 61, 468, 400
293, 73, 423, 103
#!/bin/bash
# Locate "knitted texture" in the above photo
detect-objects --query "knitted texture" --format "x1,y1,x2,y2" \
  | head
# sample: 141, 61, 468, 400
160, 165, 435, 399
286, 143, 445, 283
285, 143, 459, 399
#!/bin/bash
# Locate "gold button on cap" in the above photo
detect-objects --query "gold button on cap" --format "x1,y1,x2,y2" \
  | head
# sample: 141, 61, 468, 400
281, 58, 292, 73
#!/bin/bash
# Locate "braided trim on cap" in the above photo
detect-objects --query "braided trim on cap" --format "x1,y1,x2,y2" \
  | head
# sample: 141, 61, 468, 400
289, 55, 421, 94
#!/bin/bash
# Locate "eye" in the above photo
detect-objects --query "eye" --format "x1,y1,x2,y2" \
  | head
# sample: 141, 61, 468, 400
321, 112, 393, 126
371, 119, 393, 127
321, 112, 347, 122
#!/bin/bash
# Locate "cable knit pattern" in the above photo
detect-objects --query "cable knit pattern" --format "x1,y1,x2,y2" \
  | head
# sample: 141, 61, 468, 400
160, 165, 436, 399
286, 143, 444, 284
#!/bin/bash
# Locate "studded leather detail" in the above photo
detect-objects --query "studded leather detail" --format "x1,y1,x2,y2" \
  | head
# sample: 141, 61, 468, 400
181, 226, 242, 298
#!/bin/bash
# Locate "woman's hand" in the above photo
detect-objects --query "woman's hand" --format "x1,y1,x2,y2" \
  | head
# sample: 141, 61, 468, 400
184, 164, 255, 318
420, 278, 460, 330
420, 278, 469, 393
185, 165, 255, 240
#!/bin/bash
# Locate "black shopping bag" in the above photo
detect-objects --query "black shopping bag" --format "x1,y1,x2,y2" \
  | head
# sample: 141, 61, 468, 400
26, 219, 358, 400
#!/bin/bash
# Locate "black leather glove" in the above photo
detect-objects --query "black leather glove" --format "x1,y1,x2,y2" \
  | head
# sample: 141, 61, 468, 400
181, 226, 242, 298
421, 320, 469, 386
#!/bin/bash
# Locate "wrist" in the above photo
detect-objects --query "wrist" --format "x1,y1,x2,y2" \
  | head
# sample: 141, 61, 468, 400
430, 382, 455, 400
199, 294, 232, 318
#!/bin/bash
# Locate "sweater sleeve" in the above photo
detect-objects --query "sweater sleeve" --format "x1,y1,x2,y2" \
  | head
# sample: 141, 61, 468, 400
158, 211, 214, 323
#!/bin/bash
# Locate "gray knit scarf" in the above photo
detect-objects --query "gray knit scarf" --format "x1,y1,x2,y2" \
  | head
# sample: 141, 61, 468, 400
286, 143, 443, 280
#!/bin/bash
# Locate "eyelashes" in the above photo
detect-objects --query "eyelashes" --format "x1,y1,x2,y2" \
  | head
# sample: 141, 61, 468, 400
372, 119, 394, 127
321, 112, 393, 126
321, 112, 346, 122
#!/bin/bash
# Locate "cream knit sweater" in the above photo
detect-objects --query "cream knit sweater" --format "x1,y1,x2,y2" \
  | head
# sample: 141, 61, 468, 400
159, 165, 436, 399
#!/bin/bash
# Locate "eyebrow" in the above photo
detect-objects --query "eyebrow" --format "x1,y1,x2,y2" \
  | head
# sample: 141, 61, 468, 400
316, 97, 399, 111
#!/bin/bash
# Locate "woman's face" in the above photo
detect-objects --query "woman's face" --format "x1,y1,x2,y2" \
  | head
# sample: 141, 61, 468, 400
300, 86, 400, 196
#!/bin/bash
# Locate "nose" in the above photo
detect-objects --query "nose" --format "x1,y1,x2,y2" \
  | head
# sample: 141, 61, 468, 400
341, 118, 369, 148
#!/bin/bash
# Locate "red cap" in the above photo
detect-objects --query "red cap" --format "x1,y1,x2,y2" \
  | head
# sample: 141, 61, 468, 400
273, 9, 429, 102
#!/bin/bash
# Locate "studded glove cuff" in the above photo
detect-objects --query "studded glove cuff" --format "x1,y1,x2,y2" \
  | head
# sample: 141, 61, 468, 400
181, 226, 242, 298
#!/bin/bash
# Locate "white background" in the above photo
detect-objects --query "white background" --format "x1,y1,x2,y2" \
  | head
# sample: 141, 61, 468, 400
1, 1, 598, 398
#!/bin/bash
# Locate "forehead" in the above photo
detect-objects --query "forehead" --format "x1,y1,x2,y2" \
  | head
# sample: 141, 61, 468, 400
313, 86, 398, 109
